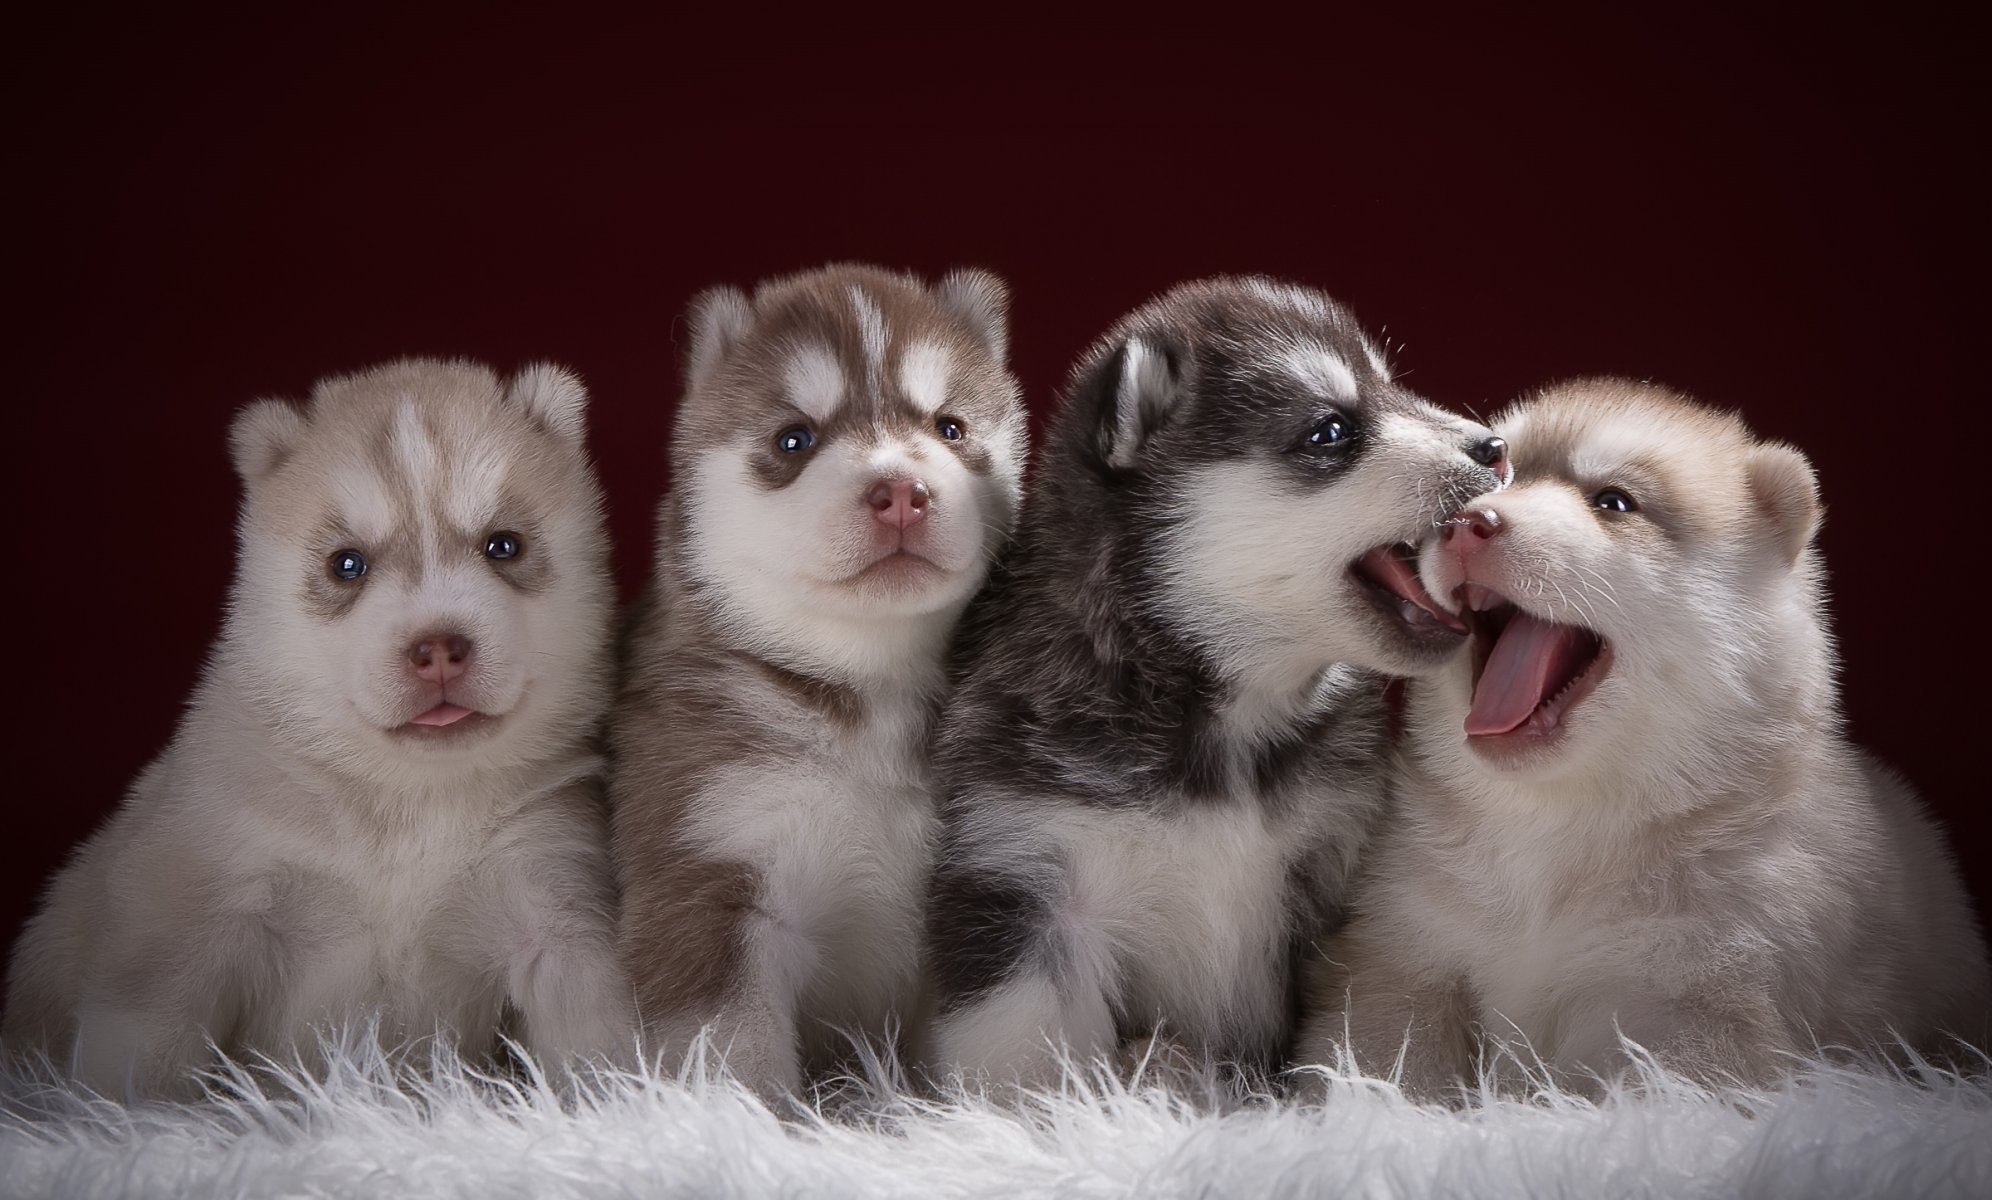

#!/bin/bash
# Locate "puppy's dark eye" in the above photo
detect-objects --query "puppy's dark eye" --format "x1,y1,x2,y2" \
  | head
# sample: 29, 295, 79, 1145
485, 531, 523, 560
936, 416, 965, 442
775, 426, 816, 454
1299, 413, 1353, 451
329, 549, 367, 581
1593, 488, 1638, 513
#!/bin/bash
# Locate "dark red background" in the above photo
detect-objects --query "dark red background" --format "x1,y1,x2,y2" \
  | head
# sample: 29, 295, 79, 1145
9, 5, 1983, 971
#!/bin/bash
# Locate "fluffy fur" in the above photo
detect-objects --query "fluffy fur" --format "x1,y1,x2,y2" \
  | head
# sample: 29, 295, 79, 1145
3, 1031, 1986, 1199
611, 264, 1028, 1096
1299, 378, 1991, 1096
2, 359, 633, 1099
923, 278, 1509, 1086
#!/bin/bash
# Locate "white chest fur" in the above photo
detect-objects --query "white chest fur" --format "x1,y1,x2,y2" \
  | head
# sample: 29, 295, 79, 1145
1050, 800, 1295, 1044
231, 793, 514, 1055
686, 689, 938, 1028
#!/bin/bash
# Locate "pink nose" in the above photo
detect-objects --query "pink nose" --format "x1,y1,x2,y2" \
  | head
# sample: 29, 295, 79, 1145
1441, 508, 1504, 562
408, 633, 472, 684
866, 477, 931, 529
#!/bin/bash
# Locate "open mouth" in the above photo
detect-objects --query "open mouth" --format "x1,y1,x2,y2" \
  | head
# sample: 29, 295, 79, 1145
1351, 543, 1468, 636
1459, 583, 1612, 744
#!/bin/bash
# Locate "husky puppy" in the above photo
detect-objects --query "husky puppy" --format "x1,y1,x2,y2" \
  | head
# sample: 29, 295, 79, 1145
611, 264, 1027, 1096
2, 359, 633, 1099
921, 278, 1510, 1086
1299, 378, 1991, 1095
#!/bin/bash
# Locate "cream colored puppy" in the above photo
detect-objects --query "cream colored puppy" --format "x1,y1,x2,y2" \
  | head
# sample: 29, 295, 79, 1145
1300, 378, 1989, 1096
4, 359, 633, 1098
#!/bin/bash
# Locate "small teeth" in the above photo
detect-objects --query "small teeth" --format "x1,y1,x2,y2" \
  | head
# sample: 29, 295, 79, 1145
1461, 583, 1510, 612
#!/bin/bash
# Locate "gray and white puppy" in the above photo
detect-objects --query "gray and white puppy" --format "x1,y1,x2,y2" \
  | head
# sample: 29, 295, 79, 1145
1298, 379, 1991, 1096
611, 264, 1027, 1096
922, 278, 1508, 1085
3, 359, 633, 1098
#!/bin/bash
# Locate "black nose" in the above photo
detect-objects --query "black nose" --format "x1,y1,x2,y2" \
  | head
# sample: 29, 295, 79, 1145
1466, 436, 1507, 469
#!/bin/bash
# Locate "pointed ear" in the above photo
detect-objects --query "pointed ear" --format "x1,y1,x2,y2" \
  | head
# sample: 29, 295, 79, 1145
229, 399, 310, 484
683, 285, 754, 395
507, 362, 590, 443
1090, 335, 1187, 470
935, 268, 1011, 362
1746, 441, 1821, 565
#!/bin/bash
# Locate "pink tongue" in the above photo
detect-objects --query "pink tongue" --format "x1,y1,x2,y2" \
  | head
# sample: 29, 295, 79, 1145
410, 703, 476, 728
1358, 546, 1466, 632
1465, 612, 1594, 736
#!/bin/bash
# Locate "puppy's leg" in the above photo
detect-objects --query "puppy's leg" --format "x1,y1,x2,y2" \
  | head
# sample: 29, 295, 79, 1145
621, 852, 805, 1098
487, 787, 637, 1076
1557, 971, 1797, 1091
1296, 920, 1473, 1102
718, 917, 808, 1099
68, 915, 261, 1101
925, 860, 1116, 1089
2, 905, 82, 1051
932, 969, 1115, 1087
509, 939, 635, 1077
70, 1004, 197, 1100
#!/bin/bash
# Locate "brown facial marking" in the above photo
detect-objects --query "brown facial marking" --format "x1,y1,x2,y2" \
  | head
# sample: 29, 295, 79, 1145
482, 530, 549, 595
1579, 463, 1680, 540
925, 407, 997, 476
745, 408, 857, 492
301, 547, 370, 620
454, 505, 550, 595
672, 266, 1019, 493
436, 435, 579, 594
1505, 377, 1769, 548
298, 518, 421, 621
252, 357, 601, 635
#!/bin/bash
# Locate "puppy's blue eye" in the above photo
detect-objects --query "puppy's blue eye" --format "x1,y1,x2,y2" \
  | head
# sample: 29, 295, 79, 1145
329, 550, 367, 581
776, 426, 816, 454
1593, 488, 1637, 513
936, 417, 965, 442
1302, 413, 1351, 449
485, 531, 523, 560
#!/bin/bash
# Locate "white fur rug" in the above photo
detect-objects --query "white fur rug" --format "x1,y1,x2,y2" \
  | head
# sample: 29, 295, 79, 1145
3, 1036, 1987, 1199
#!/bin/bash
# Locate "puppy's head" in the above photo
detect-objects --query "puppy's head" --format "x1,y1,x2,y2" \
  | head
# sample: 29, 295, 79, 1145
670, 264, 1027, 678
226, 359, 610, 782
1414, 377, 1824, 784
1060, 277, 1506, 682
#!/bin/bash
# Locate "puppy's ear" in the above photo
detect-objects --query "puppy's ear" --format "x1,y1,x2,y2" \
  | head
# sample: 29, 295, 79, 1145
1746, 441, 1821, 566
229, 400, 310, 484
683, 285, 754, 395
1086, 334, 1188, 471
935, 268, 1011, 362
507, 363, 590, 443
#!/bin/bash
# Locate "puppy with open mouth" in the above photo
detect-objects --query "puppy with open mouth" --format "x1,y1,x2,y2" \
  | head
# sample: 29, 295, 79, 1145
1298, 377, 1990, 1095
921, 278, 1508, 1088
3, 359, 634, 1098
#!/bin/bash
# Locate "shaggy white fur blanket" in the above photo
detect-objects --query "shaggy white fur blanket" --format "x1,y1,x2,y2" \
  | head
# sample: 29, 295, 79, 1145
3, 1036, 1987, 1199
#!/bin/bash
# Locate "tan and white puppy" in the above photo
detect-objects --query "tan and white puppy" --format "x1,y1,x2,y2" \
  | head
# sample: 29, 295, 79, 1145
1299, 378, 1990, 1095
3, 359, 633, 1099
611, 263, 1027, 1097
